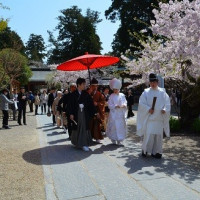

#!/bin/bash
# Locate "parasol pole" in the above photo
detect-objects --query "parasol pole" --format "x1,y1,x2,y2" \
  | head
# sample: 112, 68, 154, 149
85, 54, 91, 85
87, 65, 91, 84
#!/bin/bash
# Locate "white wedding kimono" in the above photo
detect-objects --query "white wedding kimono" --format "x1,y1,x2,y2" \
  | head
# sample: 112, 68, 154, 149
137, 87, 171, 154
106, 93, 127, 141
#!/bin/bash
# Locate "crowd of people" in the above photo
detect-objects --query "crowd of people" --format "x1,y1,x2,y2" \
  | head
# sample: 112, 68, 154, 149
0, 87, 28, 127
0, 73, 171, 158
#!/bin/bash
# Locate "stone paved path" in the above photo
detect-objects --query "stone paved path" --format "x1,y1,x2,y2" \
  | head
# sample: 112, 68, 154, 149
22, 114, 200, 200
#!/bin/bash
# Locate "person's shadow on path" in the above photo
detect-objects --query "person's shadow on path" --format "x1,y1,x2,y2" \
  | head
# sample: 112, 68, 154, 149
22, 143, 120, 166
23, 122, 200, 185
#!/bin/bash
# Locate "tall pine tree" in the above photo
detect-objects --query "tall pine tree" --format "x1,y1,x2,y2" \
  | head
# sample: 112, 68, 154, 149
47, 6, 102, 64
25, 34, 46, 62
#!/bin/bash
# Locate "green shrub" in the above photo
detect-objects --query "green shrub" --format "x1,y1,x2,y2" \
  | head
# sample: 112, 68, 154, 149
169, 116, 181, 132
191, 118, 200, 133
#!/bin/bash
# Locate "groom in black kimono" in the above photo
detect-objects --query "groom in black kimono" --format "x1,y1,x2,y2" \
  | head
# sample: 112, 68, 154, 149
68, 78, 97, 151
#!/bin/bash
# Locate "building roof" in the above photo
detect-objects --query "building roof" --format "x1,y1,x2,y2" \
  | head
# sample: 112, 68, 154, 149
31, 67, 51, 71
30, 70, 53, 82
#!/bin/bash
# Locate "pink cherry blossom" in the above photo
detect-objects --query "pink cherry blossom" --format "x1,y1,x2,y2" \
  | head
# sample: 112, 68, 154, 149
124, 0, 200, 83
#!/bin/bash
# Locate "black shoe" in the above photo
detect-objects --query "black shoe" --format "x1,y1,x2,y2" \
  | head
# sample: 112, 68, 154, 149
3, 126, 11, 129
18, 123, 22, 126
142, 151, 147, 157
24, 123, 27, 125
151, 153, 162, 159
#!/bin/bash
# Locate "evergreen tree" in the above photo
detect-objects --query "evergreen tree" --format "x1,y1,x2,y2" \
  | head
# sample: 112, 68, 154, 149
105, 0, 160, 56
0, 48, 32, 88
0, 27, 32, 88
0, 27, 25, 54
25, 34, 46, 62
48, 6, 102, 64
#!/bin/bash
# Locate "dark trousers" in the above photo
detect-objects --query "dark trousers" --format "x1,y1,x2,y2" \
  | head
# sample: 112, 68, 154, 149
2, 110, 9, 126
127, 105, 134, 118
52, 115, 56, 124
35, 105, 39, 115
12, 109, 17, 120
67, 115, 73, 137
41, 103, 46, 113
29, 102, 33, 112
18, 106, 26, 124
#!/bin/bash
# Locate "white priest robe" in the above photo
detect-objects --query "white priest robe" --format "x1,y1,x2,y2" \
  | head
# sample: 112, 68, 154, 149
106, 93, 127, 141
137, 87, 171, 154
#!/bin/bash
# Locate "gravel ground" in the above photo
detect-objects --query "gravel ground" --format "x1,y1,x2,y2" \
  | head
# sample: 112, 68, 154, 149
0, 112, 45, 200
127, 115, 200, 171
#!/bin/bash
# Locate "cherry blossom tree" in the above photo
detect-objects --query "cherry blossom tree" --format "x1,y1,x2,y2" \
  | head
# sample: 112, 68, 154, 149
123, 0, 200, 125
124, 0, 200, 82
46, 64, 104, 88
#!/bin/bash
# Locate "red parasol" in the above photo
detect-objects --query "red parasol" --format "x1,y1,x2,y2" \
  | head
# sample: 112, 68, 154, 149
57, 52, 119, 83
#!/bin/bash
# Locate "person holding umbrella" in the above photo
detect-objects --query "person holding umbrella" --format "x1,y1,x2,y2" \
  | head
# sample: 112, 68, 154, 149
68, 78, 96, 152
89, 78, 105, 143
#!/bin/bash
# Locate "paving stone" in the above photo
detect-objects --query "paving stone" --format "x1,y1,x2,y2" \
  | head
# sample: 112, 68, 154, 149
82, 154, 154, 200
51, 163, 100, 200
79, 195, 105, 200
139, 177, 200, 200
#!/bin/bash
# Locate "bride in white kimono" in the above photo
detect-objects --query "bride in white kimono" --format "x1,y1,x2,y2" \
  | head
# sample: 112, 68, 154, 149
106, 78, 127, 145
137, 73, 171, 158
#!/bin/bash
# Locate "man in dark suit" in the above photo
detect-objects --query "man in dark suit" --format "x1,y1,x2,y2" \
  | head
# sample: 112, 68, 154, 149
48, 87, 57, 126
17, 87, 28, 125
68, 78, 97, 151
126, 89, 135, 118
57, 84, 76, 138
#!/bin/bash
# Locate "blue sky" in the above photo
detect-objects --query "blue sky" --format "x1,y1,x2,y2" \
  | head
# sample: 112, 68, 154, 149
1, 0, 120, 56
